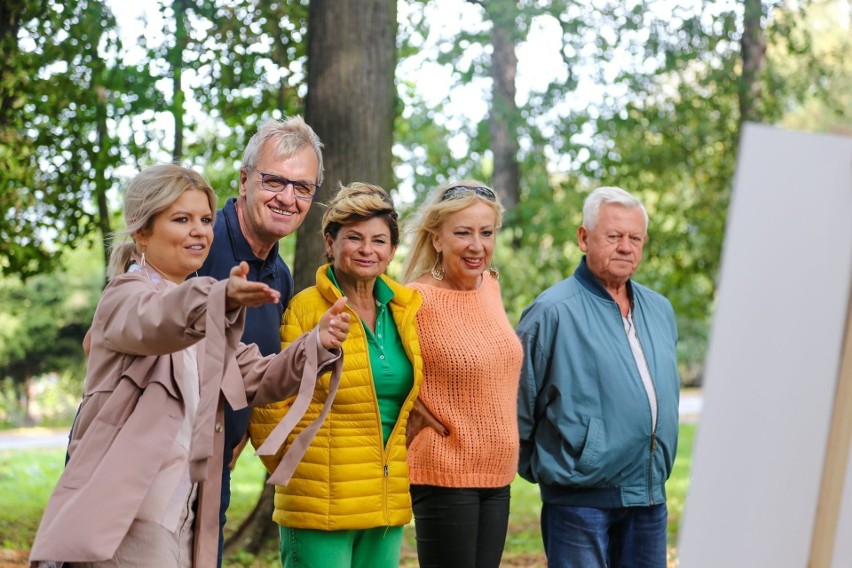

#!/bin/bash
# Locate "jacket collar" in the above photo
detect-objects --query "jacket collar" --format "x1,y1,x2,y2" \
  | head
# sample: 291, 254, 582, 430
222, 197, 281, 264
314, 263, 421, 311
574, 256, 634, 306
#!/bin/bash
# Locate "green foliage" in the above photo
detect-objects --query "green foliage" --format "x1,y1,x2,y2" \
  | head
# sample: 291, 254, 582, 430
1, 0, 312, 281
2, 0, 851, 386
399, 0, 846, 382
778, 0, 852, 135
0, 0, 163, 278
143, 0, 308, 170
0, 246, 101, 425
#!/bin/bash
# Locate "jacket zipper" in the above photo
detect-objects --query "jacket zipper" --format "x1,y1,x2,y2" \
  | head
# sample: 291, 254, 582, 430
379, 300, 420, 524
359, 316, 392, 524
328, 279, 419, 525
620, 304, 659, 505
648, 433, 657, 505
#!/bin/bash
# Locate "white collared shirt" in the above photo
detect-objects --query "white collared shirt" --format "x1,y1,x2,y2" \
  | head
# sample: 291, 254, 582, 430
623, 310, 658, 430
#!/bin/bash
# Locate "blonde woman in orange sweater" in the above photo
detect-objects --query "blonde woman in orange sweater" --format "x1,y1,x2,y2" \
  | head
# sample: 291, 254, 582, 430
401, 180, 524, 568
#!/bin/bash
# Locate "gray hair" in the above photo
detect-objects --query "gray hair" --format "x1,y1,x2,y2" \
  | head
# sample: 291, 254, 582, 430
242, 116, 325, 186
582, 186, 648, 232
108, 164, 216, 279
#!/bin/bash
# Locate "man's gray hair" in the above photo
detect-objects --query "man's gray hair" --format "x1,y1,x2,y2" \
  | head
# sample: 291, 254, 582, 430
242, 116, 324, 186
582, 186, 648, 231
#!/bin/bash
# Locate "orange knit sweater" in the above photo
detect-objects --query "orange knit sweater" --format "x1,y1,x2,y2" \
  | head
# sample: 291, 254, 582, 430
407, 275, 523, 487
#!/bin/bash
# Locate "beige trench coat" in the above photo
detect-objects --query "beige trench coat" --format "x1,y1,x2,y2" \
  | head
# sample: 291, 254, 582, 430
29, 269, 340, 567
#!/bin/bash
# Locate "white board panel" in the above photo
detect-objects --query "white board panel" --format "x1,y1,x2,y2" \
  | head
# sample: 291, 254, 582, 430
678, 124, 852, 567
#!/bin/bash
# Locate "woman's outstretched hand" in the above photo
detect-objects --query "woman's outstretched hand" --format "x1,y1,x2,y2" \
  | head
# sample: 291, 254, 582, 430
225, 261, 281, 310
319, 297, 351, 350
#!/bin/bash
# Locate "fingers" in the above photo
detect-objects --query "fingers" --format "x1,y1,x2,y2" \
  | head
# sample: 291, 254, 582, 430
327, 297, 351, 333
243, 285, 280, 306
330, 296, 348, 315
326, 313, 350, 343
427, 413, 450, 437
228, 261, 250, 280
226, 277, 280, 309
320, 297, 351, 350
412, 398, 449, 436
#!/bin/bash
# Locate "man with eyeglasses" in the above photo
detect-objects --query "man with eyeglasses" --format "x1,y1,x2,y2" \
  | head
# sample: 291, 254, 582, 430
516, 186, 679, 568
196, 115, 324, 567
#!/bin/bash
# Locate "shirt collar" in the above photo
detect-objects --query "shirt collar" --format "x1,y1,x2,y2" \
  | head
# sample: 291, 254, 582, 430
222, 197, 281, 263
326, 265, 395, 307
575, 255, 634, 306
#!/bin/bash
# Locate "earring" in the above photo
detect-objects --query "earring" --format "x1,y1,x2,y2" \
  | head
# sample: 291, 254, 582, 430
488, 266, 499, 281
140, 248, 146, 268
430, 254, 445, 281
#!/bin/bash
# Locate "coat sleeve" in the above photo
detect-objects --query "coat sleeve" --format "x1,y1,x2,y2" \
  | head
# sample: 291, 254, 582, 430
237, 328, 340, 408
95, 275, 244, 357
247, 299, 325, 474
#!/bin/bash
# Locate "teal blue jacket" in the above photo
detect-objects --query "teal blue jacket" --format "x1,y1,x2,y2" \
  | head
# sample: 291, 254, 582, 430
516, 257, 679, 508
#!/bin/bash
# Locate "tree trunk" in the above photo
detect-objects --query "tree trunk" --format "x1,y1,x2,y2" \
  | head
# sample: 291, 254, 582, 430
228, 0, 399, 556
484, 0, 521, 216
171, 0, 189, 160
94, 86, 109, 280
739, 0, 766, 124
223, 480, 277, 556
294, 0, 398, 292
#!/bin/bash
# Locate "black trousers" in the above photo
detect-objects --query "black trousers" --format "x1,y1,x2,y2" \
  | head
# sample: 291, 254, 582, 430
410, 484, 511, 568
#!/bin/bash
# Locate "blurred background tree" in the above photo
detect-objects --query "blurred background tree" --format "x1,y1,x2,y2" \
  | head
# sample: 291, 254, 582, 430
0, 245, 101, 426
1, 0, 850, 467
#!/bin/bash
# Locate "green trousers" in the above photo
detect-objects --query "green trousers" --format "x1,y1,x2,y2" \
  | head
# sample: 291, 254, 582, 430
279, 525, 404, 568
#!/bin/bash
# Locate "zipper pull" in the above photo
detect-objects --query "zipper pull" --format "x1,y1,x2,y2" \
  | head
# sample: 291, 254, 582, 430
651, 433, 657, 451
384, 464, 389, 477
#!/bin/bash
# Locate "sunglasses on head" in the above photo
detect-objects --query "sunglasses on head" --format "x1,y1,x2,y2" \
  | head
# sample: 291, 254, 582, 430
440, 185, 497, 202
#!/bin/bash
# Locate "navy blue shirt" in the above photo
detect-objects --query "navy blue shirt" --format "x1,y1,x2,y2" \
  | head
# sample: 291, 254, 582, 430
194, 197, 293, 566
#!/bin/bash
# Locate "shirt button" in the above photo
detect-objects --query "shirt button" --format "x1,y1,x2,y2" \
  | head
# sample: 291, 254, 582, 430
378, 334, 383, 338
215, 423, 224, 433
380, 355, 385, 360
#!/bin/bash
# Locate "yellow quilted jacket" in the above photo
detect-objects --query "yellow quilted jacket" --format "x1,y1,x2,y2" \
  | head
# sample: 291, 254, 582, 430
248, 264, 423, 530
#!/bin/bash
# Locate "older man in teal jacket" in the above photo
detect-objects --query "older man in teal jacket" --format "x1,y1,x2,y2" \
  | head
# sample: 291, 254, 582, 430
517, 186, 679, 568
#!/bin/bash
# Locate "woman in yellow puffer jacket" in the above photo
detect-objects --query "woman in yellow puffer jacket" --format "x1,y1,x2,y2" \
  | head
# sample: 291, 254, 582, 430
248, 182, 423, 568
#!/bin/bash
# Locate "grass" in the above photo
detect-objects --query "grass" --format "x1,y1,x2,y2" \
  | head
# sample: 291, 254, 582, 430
0, 448, 65, 551
0, 423, 697, 567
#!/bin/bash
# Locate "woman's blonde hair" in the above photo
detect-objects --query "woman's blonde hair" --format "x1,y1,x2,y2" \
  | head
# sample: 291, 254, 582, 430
107, 164, 217, 279
401, 180, 503, 283
320, 182, 399, 262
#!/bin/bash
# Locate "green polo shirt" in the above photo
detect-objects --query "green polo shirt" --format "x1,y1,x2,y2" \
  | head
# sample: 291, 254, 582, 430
329, 267, 414, 445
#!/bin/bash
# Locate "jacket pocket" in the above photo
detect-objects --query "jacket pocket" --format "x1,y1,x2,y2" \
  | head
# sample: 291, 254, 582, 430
576, 416, 603, 473
60, 379, 142, 489
61, 416, 120, 489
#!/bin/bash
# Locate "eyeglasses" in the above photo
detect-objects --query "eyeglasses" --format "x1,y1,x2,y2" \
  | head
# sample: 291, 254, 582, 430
440, 185, 497, 202
246, 165, 318, 201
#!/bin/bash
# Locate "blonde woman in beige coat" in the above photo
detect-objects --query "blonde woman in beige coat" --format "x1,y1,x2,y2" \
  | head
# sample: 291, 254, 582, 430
29, 164, 350, 568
